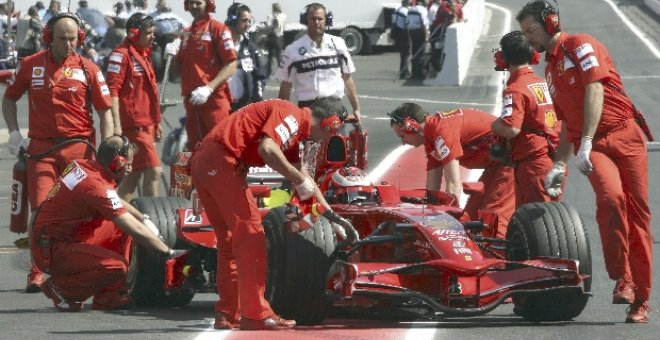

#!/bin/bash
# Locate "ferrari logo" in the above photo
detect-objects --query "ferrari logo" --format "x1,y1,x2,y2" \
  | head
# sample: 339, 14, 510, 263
545, 109, 558, 129
528, 83, 552, 105
63, 67, 73, 78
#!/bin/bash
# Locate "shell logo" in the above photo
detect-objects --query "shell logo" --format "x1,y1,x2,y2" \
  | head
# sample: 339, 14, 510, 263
545, 109, 558, 129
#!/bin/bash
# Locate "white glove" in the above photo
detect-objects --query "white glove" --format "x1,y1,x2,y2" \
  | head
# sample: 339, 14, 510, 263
8, 130, 28, 156
331, 222, 347, 239
164, 38, 180, 56
544, 162, 566, 198
189, 86, 213, 105
576, 136, 593, 175
295, 177, 316, 201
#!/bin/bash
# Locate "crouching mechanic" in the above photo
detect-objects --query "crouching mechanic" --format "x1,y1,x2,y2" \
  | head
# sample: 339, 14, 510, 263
30, 136, 176, 311
388, 104, 515, 237
106, 12, 163, 200
191, 97, 349, 330
490, 31, 561, 206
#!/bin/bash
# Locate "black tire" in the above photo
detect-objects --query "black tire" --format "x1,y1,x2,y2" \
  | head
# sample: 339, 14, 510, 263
340, 27, 364, 55
506, 202, 592, 321
127, 196, 194, 307
263, 207, 336, 325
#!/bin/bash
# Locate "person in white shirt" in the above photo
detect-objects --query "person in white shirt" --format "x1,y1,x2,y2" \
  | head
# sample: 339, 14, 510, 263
276, 2, 361, 123
391, 0, 411, 79
263, 2, 286, 77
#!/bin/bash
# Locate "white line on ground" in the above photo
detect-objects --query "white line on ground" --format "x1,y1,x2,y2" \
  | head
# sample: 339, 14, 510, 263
602, 0, 660, 59
193, 320, 230, 340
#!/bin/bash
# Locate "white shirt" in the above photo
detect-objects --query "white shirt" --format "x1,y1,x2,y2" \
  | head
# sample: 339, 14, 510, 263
428, 3, 440, 24
391, 6, 409, 29
408, 5, 429, 30
228, 36, 246, 101
276, 33, 356, 102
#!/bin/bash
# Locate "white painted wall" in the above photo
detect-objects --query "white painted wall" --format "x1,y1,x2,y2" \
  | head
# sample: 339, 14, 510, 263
424, 0, 485, 86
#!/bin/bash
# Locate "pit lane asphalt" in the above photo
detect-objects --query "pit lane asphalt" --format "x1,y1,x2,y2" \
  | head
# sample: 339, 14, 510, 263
1, 1, 659, 339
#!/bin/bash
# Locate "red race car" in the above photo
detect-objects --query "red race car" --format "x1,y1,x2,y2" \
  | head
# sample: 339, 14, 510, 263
128, 121, 591, 324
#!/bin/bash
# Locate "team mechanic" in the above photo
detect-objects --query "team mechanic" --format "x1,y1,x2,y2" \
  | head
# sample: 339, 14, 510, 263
276, 2, 361, 122
191, 97, 349, 330
491, 31, 562, 206
106, 12, 163, 201
225, 3, 266, 112
164, 0, 237, 150
2, 13, 113, 293
387, 104, 515, 238
30, 136, 176, 311
517, 0, 652, 323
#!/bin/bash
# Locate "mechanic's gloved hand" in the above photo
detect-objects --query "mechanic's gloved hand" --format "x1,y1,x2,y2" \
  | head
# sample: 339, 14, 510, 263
331, 222, 347, 239
165, 248, 187, 259
141, 214, 160, 237
544, 161, 566, 198
294, 177, 316, 201
8, 130, 28, 156
576, 136, 594, 175
189, 86, 213, 106
164, 38, 180, 56
323, 209, 360, 244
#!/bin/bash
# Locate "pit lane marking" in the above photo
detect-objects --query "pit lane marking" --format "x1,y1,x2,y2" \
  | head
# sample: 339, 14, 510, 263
193, 319, 230, 340
0, 247, 22, 254
603, 0, 660, 58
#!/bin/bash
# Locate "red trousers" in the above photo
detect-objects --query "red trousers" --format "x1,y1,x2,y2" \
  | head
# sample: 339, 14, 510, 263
585, 121, 652, 301
32, 220, 131, 305
191, 141, 273, 321
184, 96, 231, 151
27, 138, 96, 209
464, 162, 515, 238
514, 155, 561, 206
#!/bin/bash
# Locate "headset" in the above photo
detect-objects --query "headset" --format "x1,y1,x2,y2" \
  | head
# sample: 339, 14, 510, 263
299, 3, 334, 27
43, 12, 86, 47
388, 111, 421, 135
534, 0, 561, 35
126, 12, 153, 45
493, 46, 540, 71
321, 106, 348, 134
226, 3, 248, 27
109, 135, 131, 174
184, 0, 216, 13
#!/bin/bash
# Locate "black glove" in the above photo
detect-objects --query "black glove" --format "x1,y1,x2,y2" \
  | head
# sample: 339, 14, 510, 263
323, 210, 360, 244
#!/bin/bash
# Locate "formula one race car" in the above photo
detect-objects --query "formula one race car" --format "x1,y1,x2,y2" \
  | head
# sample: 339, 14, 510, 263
127, 121, 592, 324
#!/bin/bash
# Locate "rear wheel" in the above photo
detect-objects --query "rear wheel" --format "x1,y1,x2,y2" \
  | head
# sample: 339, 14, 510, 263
506, 202, 592, 321
340, 27, 364, 55
263, 207, 336, 325
127, 197, 194, 307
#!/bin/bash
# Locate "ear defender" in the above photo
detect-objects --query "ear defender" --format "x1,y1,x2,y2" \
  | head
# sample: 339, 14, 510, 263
388, 112, 421, 135
299, 4, 333, 26
530, 48, 541, 65
544, 13, 560, 35
109, 136, 130, 174
493, 49, 508, 71
127, 27, 140, 44
43, 13, 86, 47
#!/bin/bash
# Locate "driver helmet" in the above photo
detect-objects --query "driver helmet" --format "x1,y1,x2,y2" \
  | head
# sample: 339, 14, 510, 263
327, 167, 376, 204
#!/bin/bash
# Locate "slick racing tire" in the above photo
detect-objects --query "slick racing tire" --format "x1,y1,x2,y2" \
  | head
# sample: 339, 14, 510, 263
128, 196, 194, 307
506, 202, 592, 321
263, 207, 336, 325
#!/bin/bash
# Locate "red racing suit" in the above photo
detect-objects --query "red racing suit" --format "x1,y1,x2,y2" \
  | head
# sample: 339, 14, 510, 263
499, 67, 561, 206
424, 108, 515, 237
176, 14, 237, 149
4, 49, 112, 209
30, 159, 130, 307
190, 100, 309, 321
545, 33, 652, 301
106, 41, 162, 171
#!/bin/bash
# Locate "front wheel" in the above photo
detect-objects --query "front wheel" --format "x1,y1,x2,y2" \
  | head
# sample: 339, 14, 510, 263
263, 207, 336, 325
506, 201, 592, 321
127, 197, 194, 307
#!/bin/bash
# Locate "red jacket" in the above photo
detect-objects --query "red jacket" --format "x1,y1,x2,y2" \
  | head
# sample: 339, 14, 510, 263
106, 41, 161, 128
